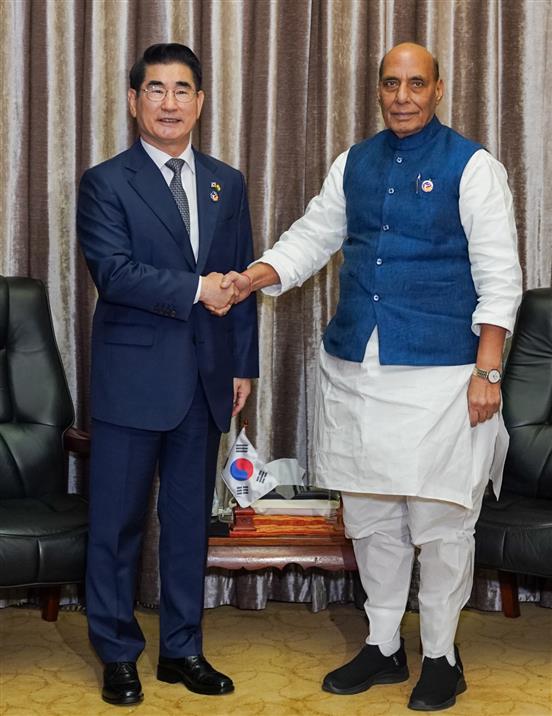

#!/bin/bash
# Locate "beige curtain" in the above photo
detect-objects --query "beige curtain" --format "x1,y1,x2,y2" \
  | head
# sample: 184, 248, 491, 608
1, 0, 551, 606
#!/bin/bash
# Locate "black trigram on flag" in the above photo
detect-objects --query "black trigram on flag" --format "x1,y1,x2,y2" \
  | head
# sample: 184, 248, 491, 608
236, 485, 249, 496
235, 443, 248, 454
255, 469, 268, 484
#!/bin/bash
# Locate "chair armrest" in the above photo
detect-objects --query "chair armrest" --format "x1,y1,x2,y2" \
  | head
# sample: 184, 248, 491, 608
63, 427, 90, 457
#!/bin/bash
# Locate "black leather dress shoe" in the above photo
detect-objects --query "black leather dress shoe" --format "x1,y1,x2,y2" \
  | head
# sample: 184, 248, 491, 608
157, 655, 234, 695
102, 661, 143, 705
323, 639, 409, 695
408, 645, 466, 711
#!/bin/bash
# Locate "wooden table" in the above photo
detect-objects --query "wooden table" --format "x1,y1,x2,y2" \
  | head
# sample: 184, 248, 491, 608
207, 535, 357, 572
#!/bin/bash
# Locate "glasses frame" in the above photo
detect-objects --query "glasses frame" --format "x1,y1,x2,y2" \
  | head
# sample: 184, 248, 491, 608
141, 87, 199, 104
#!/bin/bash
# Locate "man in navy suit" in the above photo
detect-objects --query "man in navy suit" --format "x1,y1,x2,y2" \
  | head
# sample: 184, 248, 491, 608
77, 43, 258, 706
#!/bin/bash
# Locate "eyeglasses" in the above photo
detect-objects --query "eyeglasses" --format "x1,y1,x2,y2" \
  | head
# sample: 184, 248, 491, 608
141, 87, 198, 104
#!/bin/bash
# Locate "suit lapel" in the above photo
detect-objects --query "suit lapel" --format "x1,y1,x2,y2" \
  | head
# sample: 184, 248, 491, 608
194, 150, 220, 275
125, 141, 196, 270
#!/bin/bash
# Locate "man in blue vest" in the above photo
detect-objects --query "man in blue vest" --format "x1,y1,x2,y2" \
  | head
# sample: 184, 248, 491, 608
218, 43, 522, 711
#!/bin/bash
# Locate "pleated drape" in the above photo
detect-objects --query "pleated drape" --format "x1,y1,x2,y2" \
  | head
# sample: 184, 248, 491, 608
1, 0, 551, 607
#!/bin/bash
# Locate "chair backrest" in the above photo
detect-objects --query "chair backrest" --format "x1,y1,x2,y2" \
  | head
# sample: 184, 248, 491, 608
502, 288, 552, 499
0, 276, 74, 499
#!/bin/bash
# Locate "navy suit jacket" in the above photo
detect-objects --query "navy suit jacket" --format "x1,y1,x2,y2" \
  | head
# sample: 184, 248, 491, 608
77, 140, 259, 433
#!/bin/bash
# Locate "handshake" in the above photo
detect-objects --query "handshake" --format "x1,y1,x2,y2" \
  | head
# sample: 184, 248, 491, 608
199, 270, 253, 316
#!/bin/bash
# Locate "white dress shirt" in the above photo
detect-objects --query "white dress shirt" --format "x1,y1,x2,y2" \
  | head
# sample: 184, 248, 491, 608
140, 138, 202, 303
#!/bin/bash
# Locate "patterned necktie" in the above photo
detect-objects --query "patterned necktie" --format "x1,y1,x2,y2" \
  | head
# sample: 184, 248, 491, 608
165, 158, 191, 236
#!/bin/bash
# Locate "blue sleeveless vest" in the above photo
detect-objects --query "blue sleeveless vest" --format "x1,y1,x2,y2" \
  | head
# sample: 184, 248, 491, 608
323, 116, 482, 365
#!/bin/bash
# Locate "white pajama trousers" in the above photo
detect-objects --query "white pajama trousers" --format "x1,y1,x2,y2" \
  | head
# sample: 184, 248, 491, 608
342, 478, 487, 660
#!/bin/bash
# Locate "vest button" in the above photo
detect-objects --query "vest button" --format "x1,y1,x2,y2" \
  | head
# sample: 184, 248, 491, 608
376, 258, 383, 265
382, 224, 389, 231
388, 187, 395, 194
396, 156, 403, 163
373, 294, 380, 302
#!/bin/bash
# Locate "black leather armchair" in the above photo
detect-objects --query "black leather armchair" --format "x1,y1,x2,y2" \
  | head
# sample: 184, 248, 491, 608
0, 276, 89, 620
475, 288, 552, 617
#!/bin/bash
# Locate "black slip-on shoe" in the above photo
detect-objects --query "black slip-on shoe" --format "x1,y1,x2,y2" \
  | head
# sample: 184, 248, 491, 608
408, 645, 467, 711
102, 661, 143, 705
157, 654, 234, 695
322, 638, 409, 695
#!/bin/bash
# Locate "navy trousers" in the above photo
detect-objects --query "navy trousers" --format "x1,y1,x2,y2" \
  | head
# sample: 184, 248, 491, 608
86, 382, 221, 663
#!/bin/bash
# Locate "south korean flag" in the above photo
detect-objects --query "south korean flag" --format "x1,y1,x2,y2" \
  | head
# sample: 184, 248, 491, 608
221, 427, 279, 507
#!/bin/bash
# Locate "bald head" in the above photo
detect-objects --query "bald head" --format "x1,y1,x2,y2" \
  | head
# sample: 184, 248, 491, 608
379, 43, 439, 83
377, 42, 444, 139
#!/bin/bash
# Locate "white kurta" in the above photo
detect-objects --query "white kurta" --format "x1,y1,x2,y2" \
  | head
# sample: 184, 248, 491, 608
256, 148, 522, 508
315, 328, 508, 508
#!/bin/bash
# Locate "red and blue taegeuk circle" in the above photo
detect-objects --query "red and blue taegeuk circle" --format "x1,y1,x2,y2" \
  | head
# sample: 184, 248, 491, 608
230, 458, 254, 481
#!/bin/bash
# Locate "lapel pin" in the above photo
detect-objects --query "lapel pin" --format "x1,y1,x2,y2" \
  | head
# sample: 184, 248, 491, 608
421, 179, 434, 193
210, 190, 220, 202
211, 181, 221, 191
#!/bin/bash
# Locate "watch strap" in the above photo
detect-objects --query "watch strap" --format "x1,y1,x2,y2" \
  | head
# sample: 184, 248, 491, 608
472, 366, 502, 383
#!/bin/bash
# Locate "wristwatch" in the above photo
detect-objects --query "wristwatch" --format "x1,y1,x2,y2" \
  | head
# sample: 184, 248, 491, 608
472, 366, 502, 384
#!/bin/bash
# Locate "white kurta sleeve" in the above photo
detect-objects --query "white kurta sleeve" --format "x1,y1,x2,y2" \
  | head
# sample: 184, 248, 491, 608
254, 150, 349, 296
459, 149, 523, 336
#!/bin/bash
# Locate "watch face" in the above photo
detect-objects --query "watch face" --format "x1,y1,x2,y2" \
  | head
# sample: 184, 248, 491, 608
488, 369, 501, 384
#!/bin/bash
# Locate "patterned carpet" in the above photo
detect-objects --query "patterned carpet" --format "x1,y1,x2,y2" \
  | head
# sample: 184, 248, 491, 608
1, 603, 550, 715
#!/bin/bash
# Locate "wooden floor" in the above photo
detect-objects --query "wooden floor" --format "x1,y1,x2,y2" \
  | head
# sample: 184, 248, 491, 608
1, 603, 551, 715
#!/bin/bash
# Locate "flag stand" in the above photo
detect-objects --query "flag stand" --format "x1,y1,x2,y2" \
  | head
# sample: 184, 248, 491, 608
225, 419, 345, 537
231, 506, 257, 534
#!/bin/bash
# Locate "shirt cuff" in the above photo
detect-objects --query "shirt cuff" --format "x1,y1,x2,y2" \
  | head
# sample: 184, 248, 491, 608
193, 276, 202, 304
471, 314, 516, 339
248, 255, 292, 296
